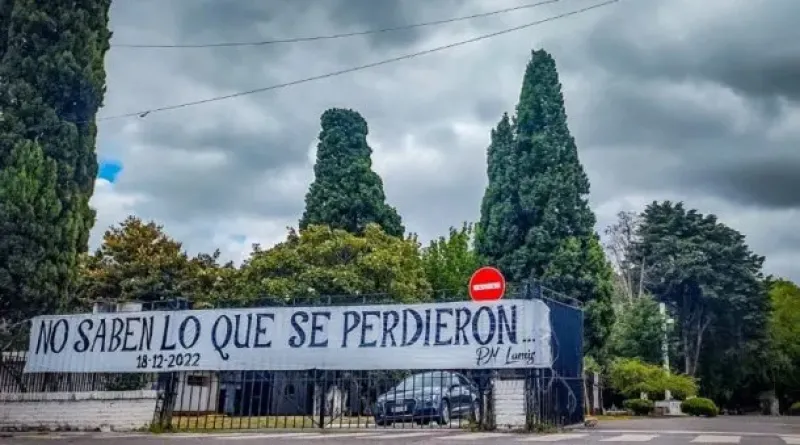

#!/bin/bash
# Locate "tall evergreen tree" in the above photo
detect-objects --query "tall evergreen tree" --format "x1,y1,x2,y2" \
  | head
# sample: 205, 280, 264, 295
0, 141, 66, 331
300, 108, 404, 237
476, 49, 613, 356
0, 0, 14, 61
475, 113, 520, 268
630, 201, 769, 404
0, 0, 111, 312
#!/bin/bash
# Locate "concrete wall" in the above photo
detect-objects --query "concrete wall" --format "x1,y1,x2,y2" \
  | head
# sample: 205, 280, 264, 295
493, 379, 526, 429
0, 390, 158, 432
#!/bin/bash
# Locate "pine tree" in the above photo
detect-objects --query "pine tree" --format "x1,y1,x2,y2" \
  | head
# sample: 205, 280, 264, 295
0, 141, 67, 327
0, 0, 111, 312
300, 108, 404, 237
476, 49, 613, 355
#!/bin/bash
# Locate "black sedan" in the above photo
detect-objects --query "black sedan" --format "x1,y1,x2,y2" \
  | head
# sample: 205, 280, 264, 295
373, 371, 480, 426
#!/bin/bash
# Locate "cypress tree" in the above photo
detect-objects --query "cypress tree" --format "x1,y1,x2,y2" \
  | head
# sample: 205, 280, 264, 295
0, 0, 13, 61
0, 0, 112, 312
0, 141, 67, 325
476, 49, 613, 355
300, 108, 404, 237
475, 113, 521, 270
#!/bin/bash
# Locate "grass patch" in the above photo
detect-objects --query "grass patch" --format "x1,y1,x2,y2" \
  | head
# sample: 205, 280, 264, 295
594, 415, 633, 421
531, 423, 559, 434
167, 414, 480, 432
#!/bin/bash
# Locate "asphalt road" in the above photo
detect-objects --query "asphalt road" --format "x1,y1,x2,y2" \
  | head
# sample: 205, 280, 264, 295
3, 417, 800, 444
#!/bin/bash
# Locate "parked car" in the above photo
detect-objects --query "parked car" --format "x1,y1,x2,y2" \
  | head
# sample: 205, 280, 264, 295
373, 371, 480, 426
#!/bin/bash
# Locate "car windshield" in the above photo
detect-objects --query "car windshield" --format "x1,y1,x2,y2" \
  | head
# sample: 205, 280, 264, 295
393, 373, 449, 392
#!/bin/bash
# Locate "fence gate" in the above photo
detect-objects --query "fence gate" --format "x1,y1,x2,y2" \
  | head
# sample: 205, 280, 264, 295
7, 284, 584, 433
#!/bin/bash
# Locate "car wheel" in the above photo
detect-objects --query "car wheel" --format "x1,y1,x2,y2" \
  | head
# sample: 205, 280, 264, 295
437, 400, 451, 425
470, 400, 481, 422
374, 417, 391, 427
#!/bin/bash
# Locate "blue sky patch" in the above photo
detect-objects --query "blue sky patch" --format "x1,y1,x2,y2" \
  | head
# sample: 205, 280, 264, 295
98, 159, 123, 183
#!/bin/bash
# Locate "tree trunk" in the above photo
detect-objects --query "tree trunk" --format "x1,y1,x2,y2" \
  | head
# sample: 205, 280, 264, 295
682, 293, 691, 374
681, 305, 710, 377
690, 318, 710, 378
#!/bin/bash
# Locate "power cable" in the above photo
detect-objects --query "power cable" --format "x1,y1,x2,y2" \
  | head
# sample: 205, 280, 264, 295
98, 0, 618, 122
114, 0, 565, 48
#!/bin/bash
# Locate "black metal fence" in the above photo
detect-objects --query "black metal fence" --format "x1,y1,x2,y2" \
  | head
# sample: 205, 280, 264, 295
0, 282, 584, 432
151, 369, 490, 430
0, 351, 159, 393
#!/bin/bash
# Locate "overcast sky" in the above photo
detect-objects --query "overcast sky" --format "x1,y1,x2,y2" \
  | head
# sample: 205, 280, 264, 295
93, 0, 800, 281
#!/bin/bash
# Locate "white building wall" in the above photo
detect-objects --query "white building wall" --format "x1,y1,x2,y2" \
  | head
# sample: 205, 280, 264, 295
493, 379, 526, 429
173, 372, 219, 413
0, 390, 158, 432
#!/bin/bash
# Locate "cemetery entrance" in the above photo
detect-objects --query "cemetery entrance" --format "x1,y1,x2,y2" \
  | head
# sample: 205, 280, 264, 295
14, 285, 584, 431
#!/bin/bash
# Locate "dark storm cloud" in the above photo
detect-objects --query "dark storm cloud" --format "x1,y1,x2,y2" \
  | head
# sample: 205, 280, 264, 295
580, 0, 800, 103
688, 156, 800, 209
104, 0, 491, 226
108, 108, 313, 220
419, 125, 460, 150
474, 98, 507, 123
130, 168, 304, 222
551, 0, 800, 215
581, 79, 738, 148
136, 114, 311, 174
172, 0, 465, 49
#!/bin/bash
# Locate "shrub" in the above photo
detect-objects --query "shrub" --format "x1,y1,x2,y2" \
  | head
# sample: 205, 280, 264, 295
607, 358, 697, 399
790, 402, 800, 416
681, 398, 719, 417
662, 373, 698, 399
623, 398, 655, 416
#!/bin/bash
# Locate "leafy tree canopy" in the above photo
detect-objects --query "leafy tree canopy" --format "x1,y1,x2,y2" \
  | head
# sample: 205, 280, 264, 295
767, 278, 800, 391
77, 217, 234, 308
541, 235, 615, 360
608, 358, 697, 400
238, 224, 431, 305
769, 279, 800, 361
421, 223, 481, 300
631, 201, 767, 378
627, 201, 771, 407
608, 297, 664, 365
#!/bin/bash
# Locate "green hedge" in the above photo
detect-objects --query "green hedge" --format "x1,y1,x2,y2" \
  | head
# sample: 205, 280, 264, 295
681, 398, 718, 417
790, 402, 800, 416
623, 398, 654, 416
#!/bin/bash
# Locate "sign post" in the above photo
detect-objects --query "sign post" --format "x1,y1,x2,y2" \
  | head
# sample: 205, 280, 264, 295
468, 266, 506, 302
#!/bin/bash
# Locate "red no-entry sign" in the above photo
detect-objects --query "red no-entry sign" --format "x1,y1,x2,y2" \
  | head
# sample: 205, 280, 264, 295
468, 266, 506, 302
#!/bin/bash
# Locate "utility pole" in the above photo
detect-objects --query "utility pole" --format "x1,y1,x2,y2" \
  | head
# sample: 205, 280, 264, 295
659, 302, 673, 400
